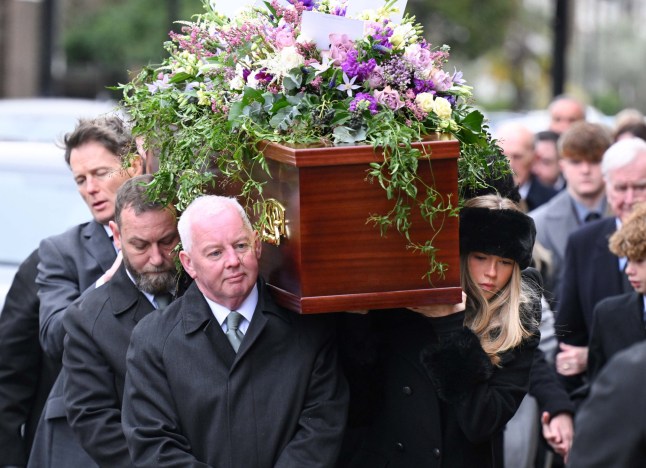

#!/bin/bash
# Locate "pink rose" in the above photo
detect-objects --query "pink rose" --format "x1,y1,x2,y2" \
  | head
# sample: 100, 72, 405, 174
275, 28, 295, 48
328, 33, 354, 65
374, 86, 405, 111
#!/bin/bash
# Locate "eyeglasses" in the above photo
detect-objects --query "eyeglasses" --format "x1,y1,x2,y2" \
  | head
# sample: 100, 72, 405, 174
611, 181, 646, 195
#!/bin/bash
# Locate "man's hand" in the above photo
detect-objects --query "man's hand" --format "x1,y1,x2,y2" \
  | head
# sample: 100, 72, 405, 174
556, 342, 588, 376
95, 251, 122, 288
541, 411, 574, 463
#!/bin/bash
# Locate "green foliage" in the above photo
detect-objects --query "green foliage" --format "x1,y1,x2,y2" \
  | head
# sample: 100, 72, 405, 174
408, 0, 519, 59
63, 0, 204, 71
117, 1, 510, 279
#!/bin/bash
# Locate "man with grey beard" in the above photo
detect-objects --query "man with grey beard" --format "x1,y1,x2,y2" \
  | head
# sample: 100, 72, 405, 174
60, 174, 184, 467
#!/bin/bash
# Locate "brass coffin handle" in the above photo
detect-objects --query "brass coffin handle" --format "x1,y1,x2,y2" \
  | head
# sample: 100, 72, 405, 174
261, 199, 288, 245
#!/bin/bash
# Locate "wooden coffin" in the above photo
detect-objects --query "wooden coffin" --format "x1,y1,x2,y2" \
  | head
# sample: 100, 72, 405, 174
251, 135, 462, 313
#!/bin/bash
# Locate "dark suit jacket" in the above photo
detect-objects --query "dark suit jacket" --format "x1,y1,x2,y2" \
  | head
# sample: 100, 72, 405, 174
37, 220, 117, 361
555, 217, 627, 347
587, 291, 646, 382
568, 341, 646, 467
0, 250, 60, 466
28, 222, 116, 468
63, 263, 157, 467
122, 279, 349, 467
525, 175, 558, 212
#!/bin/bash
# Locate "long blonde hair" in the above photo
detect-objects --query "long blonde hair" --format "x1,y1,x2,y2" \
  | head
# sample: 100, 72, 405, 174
461, 195, 538, 365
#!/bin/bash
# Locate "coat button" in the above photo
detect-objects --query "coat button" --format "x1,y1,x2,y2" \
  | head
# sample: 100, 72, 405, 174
402, 386, 412, 395
395, 442, 405, 452
432, 448, 441, 458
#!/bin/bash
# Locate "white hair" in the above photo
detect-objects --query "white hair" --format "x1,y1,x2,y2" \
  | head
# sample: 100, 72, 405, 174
601, 137, 646, 180
177, 195, 252, 252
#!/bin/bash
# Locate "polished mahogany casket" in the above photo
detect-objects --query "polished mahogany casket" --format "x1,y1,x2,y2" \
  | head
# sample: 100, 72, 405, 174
250, 135, 462, 314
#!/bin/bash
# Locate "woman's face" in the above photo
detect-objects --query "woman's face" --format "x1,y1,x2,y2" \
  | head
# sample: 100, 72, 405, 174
467, 252, 515, 300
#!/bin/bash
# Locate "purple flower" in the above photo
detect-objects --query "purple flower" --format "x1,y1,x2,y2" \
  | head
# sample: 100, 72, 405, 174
413, 78, 435, 94
350, 93, 378, 115
341, 50, 377, 81
288, 0, 316, 10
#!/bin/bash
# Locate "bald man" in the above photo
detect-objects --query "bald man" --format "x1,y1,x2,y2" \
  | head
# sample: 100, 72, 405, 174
548, 96, 586, 135
497, 122, 558, 211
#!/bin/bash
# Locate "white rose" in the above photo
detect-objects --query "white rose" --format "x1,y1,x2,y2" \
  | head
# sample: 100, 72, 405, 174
277, 46, 304, 74
230, 75, 245, 90
415, 92, 435, 113
432, 96, 453, 120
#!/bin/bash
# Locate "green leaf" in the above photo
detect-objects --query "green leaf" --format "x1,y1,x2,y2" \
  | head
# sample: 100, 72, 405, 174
461, 110, 485, 133
168, 72, 193, 84
283, 70, 303, 92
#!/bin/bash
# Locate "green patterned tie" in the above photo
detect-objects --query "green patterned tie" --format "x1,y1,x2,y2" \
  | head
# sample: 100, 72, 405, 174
155, 293, 172, 309
225, 311, 244, 352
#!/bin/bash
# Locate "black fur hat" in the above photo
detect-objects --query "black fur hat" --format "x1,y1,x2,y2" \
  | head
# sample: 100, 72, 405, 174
460, 206, 536, 269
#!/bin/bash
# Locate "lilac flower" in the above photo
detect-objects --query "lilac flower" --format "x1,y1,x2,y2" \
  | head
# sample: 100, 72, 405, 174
350, 93, 378, 115
381, 58, 412, 91
185, 81, 200, 92
337, 73, 360, 97
452, 69, 466, 85
146, 73, 171, 94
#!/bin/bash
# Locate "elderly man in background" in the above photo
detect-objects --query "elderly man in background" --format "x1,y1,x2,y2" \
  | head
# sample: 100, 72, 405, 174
555, 137, 646, 396
548, 95, 586, 135
497, 122, 558, 212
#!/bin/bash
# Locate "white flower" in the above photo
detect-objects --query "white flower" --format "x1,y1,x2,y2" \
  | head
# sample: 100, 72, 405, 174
229, 63, 246, 90
432, 96, 453, 120
337, 73, 360, 97
311, 56, 333, 76
415, 92, 435, 113
390, 23, 416, 50
260, 45, 304, 78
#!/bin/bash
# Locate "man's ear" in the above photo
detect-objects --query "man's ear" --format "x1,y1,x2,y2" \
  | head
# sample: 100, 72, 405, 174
127, 155, 144, 176
109, 220, 122, 251
179, 250, 197, 279
253, 232, 262, 259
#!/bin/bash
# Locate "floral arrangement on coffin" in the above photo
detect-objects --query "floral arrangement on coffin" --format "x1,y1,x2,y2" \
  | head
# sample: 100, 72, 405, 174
118, 0, 509, 277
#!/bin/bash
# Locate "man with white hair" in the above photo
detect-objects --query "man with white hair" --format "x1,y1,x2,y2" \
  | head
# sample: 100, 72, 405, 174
122, 195, 349, 467
555, 137, 646, 394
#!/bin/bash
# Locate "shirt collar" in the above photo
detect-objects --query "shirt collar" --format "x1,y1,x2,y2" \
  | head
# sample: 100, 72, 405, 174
571, 198, 606, 224
203, 284, 258, 333
125, 268, 156, 307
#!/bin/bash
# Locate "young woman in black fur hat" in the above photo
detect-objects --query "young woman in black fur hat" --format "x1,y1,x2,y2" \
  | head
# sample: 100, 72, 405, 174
338, 194, 542, 468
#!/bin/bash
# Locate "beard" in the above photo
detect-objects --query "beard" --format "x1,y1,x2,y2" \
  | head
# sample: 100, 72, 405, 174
123, 253, 177, 295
